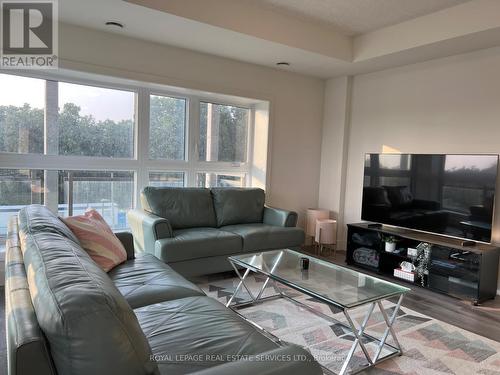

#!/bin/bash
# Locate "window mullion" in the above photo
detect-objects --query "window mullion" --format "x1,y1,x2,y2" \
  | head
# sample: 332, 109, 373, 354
246, 106, 255, 188
187, 96, 200, 187
43, 80, 59, 213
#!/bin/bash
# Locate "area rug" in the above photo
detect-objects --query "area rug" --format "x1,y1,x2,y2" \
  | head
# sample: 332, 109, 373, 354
193, 273, 500, 375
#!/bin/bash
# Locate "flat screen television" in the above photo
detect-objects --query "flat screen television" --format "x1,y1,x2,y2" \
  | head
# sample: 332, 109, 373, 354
362, 154, 499, 242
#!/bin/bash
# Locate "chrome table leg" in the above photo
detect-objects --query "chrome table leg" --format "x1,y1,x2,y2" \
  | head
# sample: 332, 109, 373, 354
226, 261, 255, 307
372, 294, 404, 362
255, 251, 284, 300
339, 303, 375, 375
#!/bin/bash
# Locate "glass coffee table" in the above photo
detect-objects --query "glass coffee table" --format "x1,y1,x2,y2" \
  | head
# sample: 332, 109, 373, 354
226, 249, 410, 375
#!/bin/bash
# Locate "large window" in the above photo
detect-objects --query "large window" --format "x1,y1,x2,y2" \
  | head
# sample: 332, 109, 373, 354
149, 171, 185, 187
0, 75, 136, 158
149, 95, 186, 160
58, 82, 135, 158
0, 75, 45, 154
196, 172, 245, 188
0, 169, 134, 235
0, 72, 264, 248
198, 102, 249, 163
58, 170, 134, 229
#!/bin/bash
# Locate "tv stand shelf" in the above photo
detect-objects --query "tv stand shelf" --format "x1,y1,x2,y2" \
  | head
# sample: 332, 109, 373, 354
346, 223, 500, 305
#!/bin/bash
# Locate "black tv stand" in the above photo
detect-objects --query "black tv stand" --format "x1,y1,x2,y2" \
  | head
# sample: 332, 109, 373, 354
346, 223, 500, 304
367, 223, 383, 228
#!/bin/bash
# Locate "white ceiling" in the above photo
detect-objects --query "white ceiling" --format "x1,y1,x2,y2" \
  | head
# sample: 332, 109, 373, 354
58, 0, 500, 78
253, 0, 472, 36
59, 0, 352, 78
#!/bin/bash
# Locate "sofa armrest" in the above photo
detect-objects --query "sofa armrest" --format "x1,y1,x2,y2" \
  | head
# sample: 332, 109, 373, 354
189, 344, 322, 375
127, 209, 173, 254
263, 206, 298, 227
114, 231, 135, 260
6, 216, 56, 375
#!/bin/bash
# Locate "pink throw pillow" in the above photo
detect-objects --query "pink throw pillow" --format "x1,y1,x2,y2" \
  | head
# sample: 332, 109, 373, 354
61, 209, 127, 272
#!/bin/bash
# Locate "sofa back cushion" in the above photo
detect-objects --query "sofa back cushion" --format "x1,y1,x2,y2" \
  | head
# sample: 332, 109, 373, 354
141, 187, 217, 229
211, 188, 265, 227
18, 205, 157, 375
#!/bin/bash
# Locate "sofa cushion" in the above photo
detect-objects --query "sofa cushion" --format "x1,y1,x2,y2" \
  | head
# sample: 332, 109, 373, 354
211, 188, 265, 227
220, 223, 305, 252
141, 187, 217, 229
61, 209, 127, 272
18, 205, 157, 375
135, 296, 279, 374
109, 253, 205, 308
155, 227, 242, 263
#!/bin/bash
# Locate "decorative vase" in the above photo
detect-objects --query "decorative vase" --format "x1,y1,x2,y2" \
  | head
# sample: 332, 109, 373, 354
385, 242, 396, 253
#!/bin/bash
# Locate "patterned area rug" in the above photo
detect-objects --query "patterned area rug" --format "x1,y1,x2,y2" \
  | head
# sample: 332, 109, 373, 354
193, 272, 500, 375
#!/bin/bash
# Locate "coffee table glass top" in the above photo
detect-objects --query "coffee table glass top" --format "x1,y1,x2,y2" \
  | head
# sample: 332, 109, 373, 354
229, 249, 410, 309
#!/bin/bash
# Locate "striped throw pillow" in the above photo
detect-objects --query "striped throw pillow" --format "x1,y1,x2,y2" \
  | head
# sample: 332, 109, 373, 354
61, 209, 127, 272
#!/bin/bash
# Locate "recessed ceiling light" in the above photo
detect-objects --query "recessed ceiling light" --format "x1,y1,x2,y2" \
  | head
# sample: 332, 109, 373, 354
105, 21, 124, 29
276, 62, 290, 66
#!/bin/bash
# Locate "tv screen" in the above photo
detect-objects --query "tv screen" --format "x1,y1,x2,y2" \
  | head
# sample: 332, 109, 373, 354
362, 154, 499, 242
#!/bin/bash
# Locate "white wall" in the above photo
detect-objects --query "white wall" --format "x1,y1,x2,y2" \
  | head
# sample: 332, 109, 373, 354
320, 46, 500, 290
57, 24, 325, 227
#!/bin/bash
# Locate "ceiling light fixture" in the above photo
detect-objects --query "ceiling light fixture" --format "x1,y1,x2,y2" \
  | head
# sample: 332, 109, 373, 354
105, 21, 124, 29
276, 62, 290, 66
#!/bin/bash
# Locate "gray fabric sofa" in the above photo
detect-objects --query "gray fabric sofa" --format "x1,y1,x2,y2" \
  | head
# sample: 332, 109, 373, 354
128, 187, 305, 276
5, 205, 322, 375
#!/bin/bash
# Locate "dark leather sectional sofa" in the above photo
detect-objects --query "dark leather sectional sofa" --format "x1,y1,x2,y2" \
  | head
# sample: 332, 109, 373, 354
5, 205, 322, 375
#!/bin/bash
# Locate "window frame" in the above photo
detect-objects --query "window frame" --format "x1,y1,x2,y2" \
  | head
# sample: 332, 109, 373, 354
196, 100, 253, 165
148, 170, 187, 188
148, 91, 189, 162
195, 171, 247, 188
0, 71, 257, 213
55, 79, 138, 159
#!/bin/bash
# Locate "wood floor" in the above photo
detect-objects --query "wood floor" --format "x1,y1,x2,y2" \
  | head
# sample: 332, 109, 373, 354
300, 246, 500, 343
